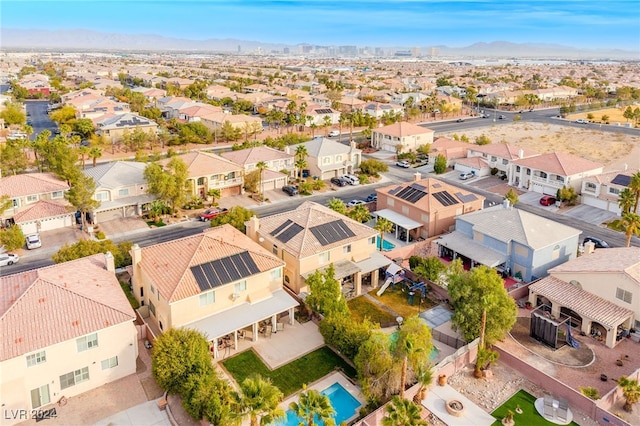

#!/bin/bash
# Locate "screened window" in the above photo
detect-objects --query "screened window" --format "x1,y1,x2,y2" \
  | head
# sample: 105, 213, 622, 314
616, 288, 632, 304
101, 356, 119, 370
76, 333, 98, 352
199, 291, 215, 306
26, 351, 46, 367
60, 367, 89, 390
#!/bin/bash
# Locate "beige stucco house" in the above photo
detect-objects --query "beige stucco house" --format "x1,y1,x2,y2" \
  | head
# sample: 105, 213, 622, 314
95, 113, 158, 144
130, 225, 298, 359
581, 170, 638, 216
0, 254, 137, 424
371, 121, 435, 153
285, 137, 362, 180
221, 146, 293, 191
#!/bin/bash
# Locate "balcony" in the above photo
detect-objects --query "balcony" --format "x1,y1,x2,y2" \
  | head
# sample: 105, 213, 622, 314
210, 177, 243, 188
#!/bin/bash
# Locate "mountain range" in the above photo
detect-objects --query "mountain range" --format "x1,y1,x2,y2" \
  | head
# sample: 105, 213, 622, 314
1, 28, 636, 60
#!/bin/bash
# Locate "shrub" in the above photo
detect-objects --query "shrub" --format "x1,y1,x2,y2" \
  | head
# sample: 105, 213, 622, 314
359, 158, 389, 177
95, 230, 106, 240
0, 225, 25, 251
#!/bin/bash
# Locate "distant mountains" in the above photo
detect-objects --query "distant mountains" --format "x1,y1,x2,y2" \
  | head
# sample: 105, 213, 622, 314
1, 28, 637, 60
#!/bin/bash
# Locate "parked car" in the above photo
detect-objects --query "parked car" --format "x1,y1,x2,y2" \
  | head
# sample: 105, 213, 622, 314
575, 119, 589, 124
459, 171, 474, 180
328, 130, 340, 137
282, 185, 299, 196
346, 200, 365, 208
365, 193, 377, 202
301, 169, 310, 178
498, 115, 506, 120
330, 177, 348, 187
25, 233, 42, 250
396, 160, 410, 168
456, 118, 464, 123
0, 253, 19, 266
342, 174, 360, 185
539, 195, 557, 206
199, 207, 229, 221
583, 236, 610, 248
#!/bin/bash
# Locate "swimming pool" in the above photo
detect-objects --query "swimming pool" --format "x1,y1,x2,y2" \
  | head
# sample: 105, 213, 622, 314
275, 382, 361, 426
376, 236, 396, 251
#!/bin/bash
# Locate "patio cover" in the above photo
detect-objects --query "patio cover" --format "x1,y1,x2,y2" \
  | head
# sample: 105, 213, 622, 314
302, 259, 361, 280
96, 194, 156, 211
374, 209, 422, 230
182, 289, 298, 340
354, 252, 392, 273
437, 232, 506, 267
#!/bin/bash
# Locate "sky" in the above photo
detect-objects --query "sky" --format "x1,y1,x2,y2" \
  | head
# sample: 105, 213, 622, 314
2, 0, 639, 50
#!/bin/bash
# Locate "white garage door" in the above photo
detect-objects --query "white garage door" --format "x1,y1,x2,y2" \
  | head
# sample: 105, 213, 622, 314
97, 209, 123, 223
20, 215, 73, 234
583, 196, 608, 211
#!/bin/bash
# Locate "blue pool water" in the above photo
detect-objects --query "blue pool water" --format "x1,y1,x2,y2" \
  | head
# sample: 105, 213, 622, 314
275, 382, 361, 426
376, 236, 396, 251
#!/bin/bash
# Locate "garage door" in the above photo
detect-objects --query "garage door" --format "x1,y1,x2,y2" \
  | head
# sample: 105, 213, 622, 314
531, 183, 544, 194
19, 215, 73, 234
261, 180, 276, 192
97, 209, 123, 223
221, 185, 241, 197
583, 196, 608, 211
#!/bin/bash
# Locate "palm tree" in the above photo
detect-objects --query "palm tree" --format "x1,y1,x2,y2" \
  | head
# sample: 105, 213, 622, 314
89, 147, 102, 167
294, 144, 308, 180
348, 204, 372, 223
382, 396, 426, 426
256, 161, 268, 199
619, 212, 640, 247
207, 188, 221, 206
618, 376, 640, 413
618, 188, 635, 214
413, 365, 434, 403
239, 375, 285, 426
289, 387, 335, 426
374, 217, 393, 251
327, 198, 347, 215
629, 171, 640, 213
77, 146, 89, 169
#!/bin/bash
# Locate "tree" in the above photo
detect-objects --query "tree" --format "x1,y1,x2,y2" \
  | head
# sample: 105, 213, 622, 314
0, 195, 13, 215
144, 157, 188, 213
355, 331, 398, 404
629, 172, 640, 213
327, 198, 347, 215
474, 134, 491, 145
89, 147, 102, 167
0, 225, 25, 251
348, 204, 372, 223
289, 386, 336, 426
73, 118, 95, 139
238, 375, 285, 426
152, 328, 214, 396
207, 188, 221, 206
294, 144, 309, 179
255, 161, 268, 198
0, 102, 26, 125
504, 188, 519, 206
65, 174, 100, 233
382, 396, 427, 426
359, 158, 389, 177
305, 264, 349, 317
618, 212, 640, 247
52, 240, 133, 268
319, 314, 373, 360
393, 315, 432, 398
182, 373, 238, 426
244, 169, 261, 195
623, 106, 634, 123
208, 206, 255, 233
411, 256, 446, 282
618, 376, 640, 413
49, 105, 77, 125
375, 218, 393, 251
0, 140, 29, 176
77, 146, 89, 169
601, 114, 610, 124
433, 154, 447, 174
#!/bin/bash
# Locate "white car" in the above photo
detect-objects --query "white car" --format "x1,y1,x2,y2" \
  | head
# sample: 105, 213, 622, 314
396, 160, 410, 168
459, 171, 475, 180
26, 233, 42, 250
0, 253, 19, 266
575, 119, 589, 124
346, 200, 365, 208
342, 174, 360, 185
328, 130, 340, 137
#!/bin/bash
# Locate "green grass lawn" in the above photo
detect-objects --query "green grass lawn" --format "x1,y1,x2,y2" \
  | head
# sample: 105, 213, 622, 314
222, 346, 357, 396
369, 287, 434, 320
491, 390, 580, 426
347, 296, 396, 326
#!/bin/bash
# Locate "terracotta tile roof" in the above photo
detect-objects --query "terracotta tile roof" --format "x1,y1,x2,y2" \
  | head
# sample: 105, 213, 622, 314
256, 201, 377, 258
374, 121, 434, 137
13, 200, 74, 223
221, 146, 293, 166
511, 152, 603, 176
137, 224, 284, 302
431, 137, 469, 160
0, 254, 135, 361
468, 143, 540, 160
456, 156, 488, 169
549, 247, 640, 285
159, 151, 242, 178
529, 276, 633, 329
583, 169, 636, 185
0, 173, 69, 198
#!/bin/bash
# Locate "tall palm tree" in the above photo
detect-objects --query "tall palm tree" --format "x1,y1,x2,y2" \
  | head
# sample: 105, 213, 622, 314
256, 161, 268, 198
294, 144, 308, 180
77, 146, 89, 169
375, 217, 393, 251
239, 375, 285, 426
629, 171, 640, 213
289, 387, 335, 426
618, 188, 635, 215
620, 212, 640, 247
207, 188, 221, 206
89, 147, 102, 167
382, 396, 426, 426
348, 204, 372, 223
618, 376, 640, 413
327, 198, 347, 215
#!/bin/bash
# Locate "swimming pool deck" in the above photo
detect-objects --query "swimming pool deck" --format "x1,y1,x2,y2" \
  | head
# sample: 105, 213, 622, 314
421, 383, 496, 426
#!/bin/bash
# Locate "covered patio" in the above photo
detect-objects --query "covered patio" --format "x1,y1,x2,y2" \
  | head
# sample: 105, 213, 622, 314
373, 208, 422, 243
183, 289, 299, 359
436, 232, 507, 269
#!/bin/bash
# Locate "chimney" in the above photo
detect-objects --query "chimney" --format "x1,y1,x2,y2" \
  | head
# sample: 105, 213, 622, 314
583, 240, 596, 255
502, 199, 511, 209
245, 216, 260, 240
414, 171, 422, 181
518, 149, 524, 159
104, 251, 115, 273
131, 243, 142, 267
624, 163, 628, 171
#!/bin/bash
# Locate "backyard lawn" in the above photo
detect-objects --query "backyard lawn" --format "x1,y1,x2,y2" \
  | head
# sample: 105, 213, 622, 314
369, 287, 434, 319
347, 296, 396, 326
222, 346, 356, 396
491, 390, 580, 426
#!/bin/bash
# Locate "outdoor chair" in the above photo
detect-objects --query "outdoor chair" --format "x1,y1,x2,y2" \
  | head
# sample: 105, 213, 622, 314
276, 322, 284, 332
265, 325, 272, 338
543, 394, 555, 418
557, 399, 569, 422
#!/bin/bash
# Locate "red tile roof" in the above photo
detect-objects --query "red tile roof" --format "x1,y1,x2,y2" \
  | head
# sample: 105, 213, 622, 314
0, 173, 69, 198
511, 152, 603, 176
13, 200, 73, 223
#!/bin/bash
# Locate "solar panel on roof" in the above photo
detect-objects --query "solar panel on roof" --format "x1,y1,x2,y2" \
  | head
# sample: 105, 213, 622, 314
315, 108, 333, 114
191, 252, 261, 292
432, 191, 459, 207
611, 174, 631, 187
395, 186, 428, 204
410, 183, 427, 191
221, 256, 241, 282
455, 192, 478, 203
201, 262, 220, 286
310, 219, 355, 246
238, 251, 261, 275
191, 266, 211, 291
389, 186, 403, 195
277, 222, 304, 242
271, 219, 293, 237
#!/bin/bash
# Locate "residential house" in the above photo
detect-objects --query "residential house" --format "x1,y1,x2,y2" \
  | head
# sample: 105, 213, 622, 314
206, 85, 234, 101
220, 146, 293, 191
509, 152, 604, 195
82, 161, 154, 223
130, 225, 299, 359
0, 173, 73, 233
19, 73, 51, 96
160, 151, 244, 198
581, 170, 638, 215
376, 175, 485, 241
199, 112, 263, 135
459, 144, 540, 177
305, 105, 341, 127
0, 253, 137, 424
360, 102, 404, 120
437, 203, 581, 282
177, 104, 223, 123
528, 247, 639, 348
285, 137, 362, 180
371, 121, 435, 153
245, 201, 390, 296
95, 113, 158, 144
424, 137, 470, 171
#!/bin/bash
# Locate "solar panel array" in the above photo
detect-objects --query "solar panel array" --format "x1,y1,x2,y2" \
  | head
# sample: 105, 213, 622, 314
433, 191, 459, 207
270, 219, 304, 243
455, 192, 478, 203
310, 220, 355, 246
395, 185, 428, 204
389, 186, 403, 195
115, 116, 151, 127
190, 251, 260, 291
315, 108, 333, 114
611, 174, 631, 187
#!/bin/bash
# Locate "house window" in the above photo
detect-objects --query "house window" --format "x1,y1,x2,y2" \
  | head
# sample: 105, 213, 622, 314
421, 213, 429, 223
226, 172, 235, 180
51, 191, 64, 199
95, 191, 109, 201
491, 156, 497, 162
26, 195, 38, 204
551, 246, 560, 260
502, 159, 508, 165
516, 166, 521, 172
211, 174, 219, 181
199, 291, 215, 306
149, 300, 156, 315
555, 175, 565, 182
343, 244, 352, 254
12, 198, 19, 208
616, 288, 632, 304
234, 280, 247, 293
387, 198, 394, 207
609, 188, 620, 195
322, 156, 331, 165
30, 384, 51, 409
76, 333, 98, 352
150, 285, 155, 294
60, 367, 90, 390
539, 171, 548, 179
118, 188, 130, 197
585, 182, 596, 191
335, 155, 343, 162
318, 251, 330, 264
526, 169, 531, 175
197, 177, 206, 185
482, 153, 488, 158
369, 236, 376, 245
101, 356, 119, 370
272, 244, 278, 255
157, 290, 161, 301
26, 351, 47, 367
270, 268, 282, 280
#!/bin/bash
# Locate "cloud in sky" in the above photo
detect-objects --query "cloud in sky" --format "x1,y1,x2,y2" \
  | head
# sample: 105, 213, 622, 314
2, 0, 638, 49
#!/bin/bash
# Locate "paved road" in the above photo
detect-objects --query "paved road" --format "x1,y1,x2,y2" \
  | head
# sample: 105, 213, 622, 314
25, 100, 58, 140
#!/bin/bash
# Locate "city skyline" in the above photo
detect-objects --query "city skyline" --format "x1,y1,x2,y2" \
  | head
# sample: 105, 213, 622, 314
1, 0, 639, 51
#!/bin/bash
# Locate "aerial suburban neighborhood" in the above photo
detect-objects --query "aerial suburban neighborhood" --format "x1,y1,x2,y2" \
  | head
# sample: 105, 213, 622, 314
1, 2, 640, 426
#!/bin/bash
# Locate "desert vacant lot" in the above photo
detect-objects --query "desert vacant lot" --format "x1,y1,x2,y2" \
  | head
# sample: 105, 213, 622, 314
569, 107, 638, 127
445, 122, 640, 172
